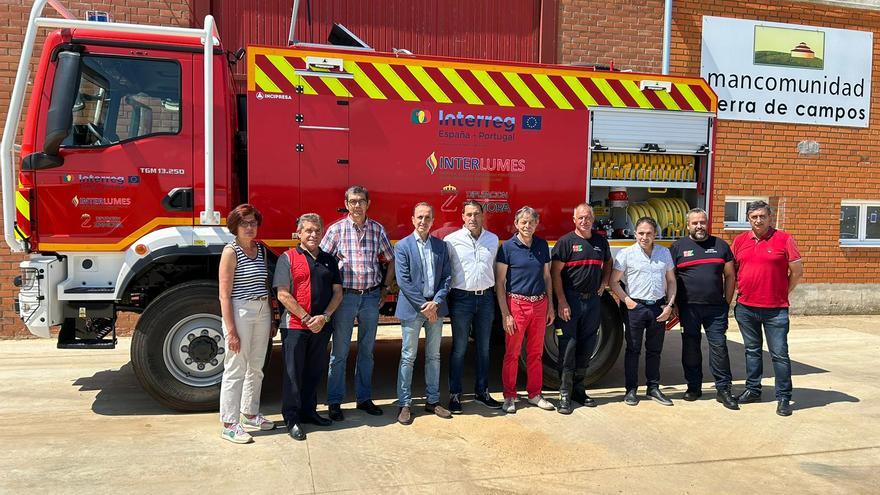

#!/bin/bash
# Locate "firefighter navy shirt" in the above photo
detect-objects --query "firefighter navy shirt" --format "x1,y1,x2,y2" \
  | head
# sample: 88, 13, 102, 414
669, 235, 733, 306
551, 231, 611, 294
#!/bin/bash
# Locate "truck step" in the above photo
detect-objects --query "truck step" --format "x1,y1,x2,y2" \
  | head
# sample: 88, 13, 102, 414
57, 338, 117, 350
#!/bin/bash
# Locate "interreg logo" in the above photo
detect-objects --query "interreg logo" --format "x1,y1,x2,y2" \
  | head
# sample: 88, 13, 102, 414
424, 152, 526, 175
411, 109, 432, 124
437, 110, 516, 132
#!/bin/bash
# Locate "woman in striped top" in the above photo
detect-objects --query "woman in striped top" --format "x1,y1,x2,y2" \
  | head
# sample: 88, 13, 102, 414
218, 204, 277, 443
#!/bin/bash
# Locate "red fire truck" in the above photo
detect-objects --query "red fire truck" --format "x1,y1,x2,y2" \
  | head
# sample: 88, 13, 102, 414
2, 1, 717, 410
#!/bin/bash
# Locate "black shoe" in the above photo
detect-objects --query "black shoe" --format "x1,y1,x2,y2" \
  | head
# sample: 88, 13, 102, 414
647, 388, 674, 406
288, 423, 306, 441
356, 400, 383, 416
683, 390, 702, 401
776, 399, 792, 417
558, 394, 573, 415
737, 389, 762, 404
301, 413, 332, 427
474, 391, 502, 409
575, 393, 597, 408
716, 389, 740, 410
448, 393, 463, 414
328, 404, 344, 422
624, 389, 639, 406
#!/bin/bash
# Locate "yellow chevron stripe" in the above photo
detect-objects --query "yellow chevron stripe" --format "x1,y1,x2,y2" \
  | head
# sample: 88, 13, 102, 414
562, 76, 598, 107
266, 55, 298, 87
621, 79, 653, 109
316, 76, 351, 97
38, 217, 194, 252
654, 88, 681, 110
374, 63, 419, 101
298, 76, 318, 95
15, 191, 29, 221
344, 61, 386, 99
439, 68, 482, 105
593, 79, 625, 107
254, 66, 282, 93
533, 73, 573, 110
675, 83, 706, 112
502, 72, 543, 108
407, 65, 452, 103
472, 70, 513, 107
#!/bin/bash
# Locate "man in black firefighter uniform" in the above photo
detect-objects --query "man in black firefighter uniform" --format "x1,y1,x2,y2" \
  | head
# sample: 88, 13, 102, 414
551, 203, 612, 414
670, 208, 739, 410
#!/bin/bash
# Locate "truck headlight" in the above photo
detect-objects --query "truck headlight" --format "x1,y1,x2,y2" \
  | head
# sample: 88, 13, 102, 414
20, 267, 38, 289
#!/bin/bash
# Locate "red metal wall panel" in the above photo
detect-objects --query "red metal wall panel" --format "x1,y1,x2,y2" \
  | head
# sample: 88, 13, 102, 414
199, 0, 543, 91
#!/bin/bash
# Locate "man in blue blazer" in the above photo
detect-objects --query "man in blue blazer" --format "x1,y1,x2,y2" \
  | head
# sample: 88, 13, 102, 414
395, 202, 453, 425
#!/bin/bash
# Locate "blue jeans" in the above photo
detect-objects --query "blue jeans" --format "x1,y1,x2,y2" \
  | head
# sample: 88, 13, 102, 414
327, 289, 380, 404
397, 315, 443, 407
735, 303, 792, 400
448, 289, 495, 395
679, 303, 732, 391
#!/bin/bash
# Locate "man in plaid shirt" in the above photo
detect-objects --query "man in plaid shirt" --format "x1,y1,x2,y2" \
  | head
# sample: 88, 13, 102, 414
320, 185, 395, 420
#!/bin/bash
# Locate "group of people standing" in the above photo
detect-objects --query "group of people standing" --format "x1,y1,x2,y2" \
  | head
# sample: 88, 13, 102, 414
216, 186, 803, 444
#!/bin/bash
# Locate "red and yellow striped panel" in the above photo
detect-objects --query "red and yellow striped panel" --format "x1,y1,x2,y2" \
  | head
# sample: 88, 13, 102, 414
247, 46, 716, 113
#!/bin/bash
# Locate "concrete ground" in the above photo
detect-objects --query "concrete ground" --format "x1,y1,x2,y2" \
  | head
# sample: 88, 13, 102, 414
1, 315, 878, 494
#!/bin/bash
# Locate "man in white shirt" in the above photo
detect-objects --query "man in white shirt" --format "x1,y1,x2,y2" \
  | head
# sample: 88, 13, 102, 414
444, 201, 502, 413
610, 217, 677, 407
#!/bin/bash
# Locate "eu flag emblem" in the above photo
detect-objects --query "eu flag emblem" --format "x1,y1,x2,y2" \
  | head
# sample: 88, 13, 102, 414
522, 115, 542, 130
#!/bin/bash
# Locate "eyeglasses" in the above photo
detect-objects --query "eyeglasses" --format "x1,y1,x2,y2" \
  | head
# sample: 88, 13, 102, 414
240, 220, 259, 228
347, 199, 368, 206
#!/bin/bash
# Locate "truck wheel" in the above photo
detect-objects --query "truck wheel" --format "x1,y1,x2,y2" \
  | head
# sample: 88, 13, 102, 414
132, 281, 224, 412
540, 295, 624, 389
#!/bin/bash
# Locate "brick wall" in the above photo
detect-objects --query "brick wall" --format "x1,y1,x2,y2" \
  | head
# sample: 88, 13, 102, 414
558, 0, 664, 71
560, 0, 880, 285
0, 1, 190, 337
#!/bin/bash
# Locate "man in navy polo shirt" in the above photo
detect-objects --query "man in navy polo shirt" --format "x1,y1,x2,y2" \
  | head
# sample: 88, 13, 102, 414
275, 213, 343, 441
670, 208, 738, 410
551, 203, 611, 414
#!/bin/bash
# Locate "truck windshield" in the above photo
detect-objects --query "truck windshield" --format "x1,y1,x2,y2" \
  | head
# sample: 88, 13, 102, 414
63, 55, 181, 147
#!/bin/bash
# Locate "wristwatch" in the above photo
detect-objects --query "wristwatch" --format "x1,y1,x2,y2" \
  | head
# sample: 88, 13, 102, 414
322, 313, 330, 320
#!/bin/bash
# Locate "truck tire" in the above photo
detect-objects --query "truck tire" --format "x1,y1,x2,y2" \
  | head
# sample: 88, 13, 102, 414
540, 294, 624, 389
131, 281, 225, 412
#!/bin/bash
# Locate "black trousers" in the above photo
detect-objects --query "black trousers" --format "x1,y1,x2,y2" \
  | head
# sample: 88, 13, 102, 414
281, 327, 332, 426
624, 302, 666, 391
679, 303, 733, 391
557, 291, 601, 395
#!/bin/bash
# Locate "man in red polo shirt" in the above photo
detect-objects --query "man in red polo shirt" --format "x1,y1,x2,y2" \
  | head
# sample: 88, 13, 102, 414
731, 200, 803, 417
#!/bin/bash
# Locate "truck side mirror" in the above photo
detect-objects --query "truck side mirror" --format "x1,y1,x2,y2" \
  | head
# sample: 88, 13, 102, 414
44, 51, 82, 155
23, 51, 81, 171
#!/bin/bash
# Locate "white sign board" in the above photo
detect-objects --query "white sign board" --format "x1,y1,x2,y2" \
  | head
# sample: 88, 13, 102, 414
700, 16, 872, 128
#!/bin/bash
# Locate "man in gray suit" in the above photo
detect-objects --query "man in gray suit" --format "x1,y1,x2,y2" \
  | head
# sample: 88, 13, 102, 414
395, 202, 453, 425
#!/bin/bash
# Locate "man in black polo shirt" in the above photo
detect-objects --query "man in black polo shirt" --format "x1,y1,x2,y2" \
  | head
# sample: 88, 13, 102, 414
551, 203, 612, 414
275, 213, 344, 440
669, 208, 738, 410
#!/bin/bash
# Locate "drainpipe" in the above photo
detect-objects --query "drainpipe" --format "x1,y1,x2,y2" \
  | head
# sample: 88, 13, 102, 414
662, 0, 672, 75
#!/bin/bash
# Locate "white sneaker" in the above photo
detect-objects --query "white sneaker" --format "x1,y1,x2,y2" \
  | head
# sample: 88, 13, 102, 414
221, 423, 253, 444
502, 398, 516, 414
528, 394, 556, 411
241, 413, 275, 431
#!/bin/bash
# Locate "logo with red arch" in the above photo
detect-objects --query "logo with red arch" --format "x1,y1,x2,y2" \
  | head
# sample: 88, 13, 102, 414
411, 109, 431, 124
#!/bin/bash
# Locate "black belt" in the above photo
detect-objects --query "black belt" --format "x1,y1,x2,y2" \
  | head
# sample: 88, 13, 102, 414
452, 288, 493, 296
634, 298, 666, 306
343, 285, 381, 295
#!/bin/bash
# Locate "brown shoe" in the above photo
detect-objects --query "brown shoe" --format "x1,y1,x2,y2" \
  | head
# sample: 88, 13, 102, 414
426, 402, 452, 419
397, 406, 413, 425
